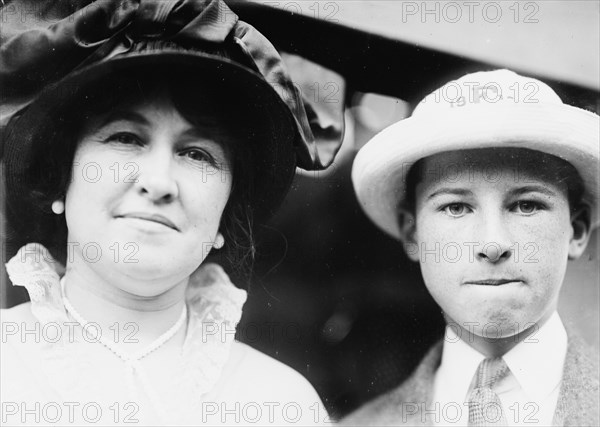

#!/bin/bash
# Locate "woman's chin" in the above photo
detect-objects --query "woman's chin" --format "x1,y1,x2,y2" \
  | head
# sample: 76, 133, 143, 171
107, 258, 194, 288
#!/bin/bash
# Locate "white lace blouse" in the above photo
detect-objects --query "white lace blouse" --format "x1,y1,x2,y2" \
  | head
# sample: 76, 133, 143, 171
1, 244, 328, 426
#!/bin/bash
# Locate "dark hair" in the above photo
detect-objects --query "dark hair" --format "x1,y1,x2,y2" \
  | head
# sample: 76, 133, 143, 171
400, 147, 586, 217
7, 67, 267, 282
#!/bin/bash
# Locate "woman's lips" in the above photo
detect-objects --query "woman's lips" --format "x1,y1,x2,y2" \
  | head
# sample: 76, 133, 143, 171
464, 279, 524, 286
117, 213, 179, 231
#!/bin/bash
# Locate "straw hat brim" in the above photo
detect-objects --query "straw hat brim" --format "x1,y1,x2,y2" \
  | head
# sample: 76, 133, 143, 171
352, 102, 600, 239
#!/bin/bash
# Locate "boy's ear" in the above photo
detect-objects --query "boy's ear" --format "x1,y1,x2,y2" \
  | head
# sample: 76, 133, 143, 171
568, 204, 593, 260
398, 207, 419, 262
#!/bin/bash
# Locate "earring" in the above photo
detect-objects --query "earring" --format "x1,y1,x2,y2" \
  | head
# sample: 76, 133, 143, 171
214, 233, 225, 249
51, 200, 65, 215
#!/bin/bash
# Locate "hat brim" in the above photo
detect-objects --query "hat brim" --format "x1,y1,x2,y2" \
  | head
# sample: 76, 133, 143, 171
4, 50, 297, 222
352, 102, 600, 239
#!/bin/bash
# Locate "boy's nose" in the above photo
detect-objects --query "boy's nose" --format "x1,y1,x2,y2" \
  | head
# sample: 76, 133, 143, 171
476, 215, 513, 263
477, 243, 512, 263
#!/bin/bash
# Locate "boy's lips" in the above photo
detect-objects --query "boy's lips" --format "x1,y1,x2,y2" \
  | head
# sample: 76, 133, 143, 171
463, 279, 525, 286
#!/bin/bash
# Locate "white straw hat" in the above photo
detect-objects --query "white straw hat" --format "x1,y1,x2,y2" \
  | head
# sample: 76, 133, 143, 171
352, 69, 600, 239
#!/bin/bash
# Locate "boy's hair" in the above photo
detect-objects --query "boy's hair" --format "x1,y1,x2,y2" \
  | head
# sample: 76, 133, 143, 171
400, 147, 586, 217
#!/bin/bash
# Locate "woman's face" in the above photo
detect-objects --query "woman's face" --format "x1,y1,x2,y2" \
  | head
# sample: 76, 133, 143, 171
64, 93, 233, 296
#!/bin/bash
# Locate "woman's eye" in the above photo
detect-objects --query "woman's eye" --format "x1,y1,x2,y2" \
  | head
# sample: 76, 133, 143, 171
106, 132, 142, 145
442, 203, 470, 217
513, 201, 542, 214
182, 148, 214, 164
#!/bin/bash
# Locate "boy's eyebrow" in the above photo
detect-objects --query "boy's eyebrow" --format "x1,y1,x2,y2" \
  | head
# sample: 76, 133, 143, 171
510, 185, 558, 197
427, 188, 473, 200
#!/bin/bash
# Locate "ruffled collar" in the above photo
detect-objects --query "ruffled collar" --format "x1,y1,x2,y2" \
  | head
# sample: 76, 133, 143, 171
5, 243, 248, 422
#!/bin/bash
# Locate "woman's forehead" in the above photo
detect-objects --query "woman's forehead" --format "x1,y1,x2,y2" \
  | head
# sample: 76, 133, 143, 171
96, 95, 193, 128
81, 90, 237, 142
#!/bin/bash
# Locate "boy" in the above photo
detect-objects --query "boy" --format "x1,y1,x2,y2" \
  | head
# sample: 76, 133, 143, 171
344, 69, 599, 426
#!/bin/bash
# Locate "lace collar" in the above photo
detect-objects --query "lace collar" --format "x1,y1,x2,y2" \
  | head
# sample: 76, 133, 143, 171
5, 243, 248, 400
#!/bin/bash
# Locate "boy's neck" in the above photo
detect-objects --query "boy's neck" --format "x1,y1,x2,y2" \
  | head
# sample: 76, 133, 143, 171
451, 310, 556, 358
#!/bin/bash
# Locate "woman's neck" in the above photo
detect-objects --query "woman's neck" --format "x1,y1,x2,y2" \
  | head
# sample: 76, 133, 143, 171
62, 262, 189, 353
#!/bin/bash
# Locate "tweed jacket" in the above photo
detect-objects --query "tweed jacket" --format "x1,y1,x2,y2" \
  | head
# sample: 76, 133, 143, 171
342, 335, 599, 426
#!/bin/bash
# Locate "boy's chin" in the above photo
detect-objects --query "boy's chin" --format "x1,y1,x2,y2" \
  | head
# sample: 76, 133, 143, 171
445, 309, 543, 341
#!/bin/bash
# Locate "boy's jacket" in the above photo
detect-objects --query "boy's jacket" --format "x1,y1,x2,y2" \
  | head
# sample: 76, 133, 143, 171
342, 335, 599, 426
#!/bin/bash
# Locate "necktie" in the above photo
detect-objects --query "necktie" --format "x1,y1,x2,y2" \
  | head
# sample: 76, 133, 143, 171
468, 358, 509, 426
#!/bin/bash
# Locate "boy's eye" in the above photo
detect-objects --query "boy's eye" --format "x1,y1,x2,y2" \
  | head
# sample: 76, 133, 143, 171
442, 203, 470, 217
106, 132, 142, 146
513, 201, 543, 214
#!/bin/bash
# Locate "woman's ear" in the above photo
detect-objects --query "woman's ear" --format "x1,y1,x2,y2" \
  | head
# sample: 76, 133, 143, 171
398, 207, 419, 262
568, 204, 593, 260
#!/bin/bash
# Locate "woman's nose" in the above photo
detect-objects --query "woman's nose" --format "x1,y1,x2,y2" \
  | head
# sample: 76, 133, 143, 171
475, 213, 513, 263
133, 147, 178, 203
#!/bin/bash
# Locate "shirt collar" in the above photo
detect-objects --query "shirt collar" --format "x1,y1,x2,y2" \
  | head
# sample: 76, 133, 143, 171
438, 325, 486, 402
438, 312, 567, 402
502, 311, 567, 401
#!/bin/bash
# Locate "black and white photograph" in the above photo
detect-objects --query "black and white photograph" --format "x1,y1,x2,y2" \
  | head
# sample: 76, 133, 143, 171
1, 1, 598, 425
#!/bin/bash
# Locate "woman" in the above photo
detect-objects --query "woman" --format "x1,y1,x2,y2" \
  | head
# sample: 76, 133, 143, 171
0, 0, 340, 425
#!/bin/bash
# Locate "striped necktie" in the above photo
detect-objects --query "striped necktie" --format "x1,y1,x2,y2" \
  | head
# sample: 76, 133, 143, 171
468, 358, 509, 426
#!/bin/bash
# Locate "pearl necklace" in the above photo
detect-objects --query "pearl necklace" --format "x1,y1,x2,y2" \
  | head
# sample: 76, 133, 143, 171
60, 278, 186, 423
60, 278, 187, 362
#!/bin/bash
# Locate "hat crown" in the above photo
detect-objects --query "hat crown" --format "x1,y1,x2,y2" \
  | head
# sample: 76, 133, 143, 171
413, 69, 563, 116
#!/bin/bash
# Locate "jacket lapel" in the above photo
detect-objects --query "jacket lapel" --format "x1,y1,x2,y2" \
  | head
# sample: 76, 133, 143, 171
342, 340, 443, 426
552, 335, 599, 426
343, 333, 599, 426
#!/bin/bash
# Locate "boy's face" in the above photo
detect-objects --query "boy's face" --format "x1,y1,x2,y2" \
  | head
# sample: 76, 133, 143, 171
404, 148, 589, 338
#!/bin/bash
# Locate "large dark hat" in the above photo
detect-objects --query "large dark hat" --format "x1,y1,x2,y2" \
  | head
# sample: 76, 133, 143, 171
1, 0, 343, 225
